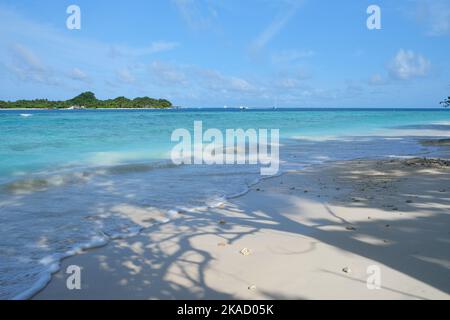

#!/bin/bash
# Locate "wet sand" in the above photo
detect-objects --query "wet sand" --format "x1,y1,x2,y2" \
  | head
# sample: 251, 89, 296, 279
34, 158, 450, 300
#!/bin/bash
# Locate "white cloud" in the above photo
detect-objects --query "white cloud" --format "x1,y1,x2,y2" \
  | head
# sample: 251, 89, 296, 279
7, 43, 58, 85
250, 0, 304, 54
228, 77, 254, 92
69, 68, 90, 83
105, 41, 178, 60
272, 49, 315, 64
0, 6, 179, 91
147, 41, 179, 54
272, 68, 311, 89
116, 41, 179, 57
368, 74, 388, 86
149, 61, 187, 85
415, 0, 450, 36
274, 78, 303, 89
388, 49, 431, 80
116, 68, 136, 84
172, 0, 218, 30
11, 43, 44, 71
195, 68, 256, 93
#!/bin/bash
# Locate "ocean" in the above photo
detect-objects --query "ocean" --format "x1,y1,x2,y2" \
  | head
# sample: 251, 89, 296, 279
1, 108, 449, 299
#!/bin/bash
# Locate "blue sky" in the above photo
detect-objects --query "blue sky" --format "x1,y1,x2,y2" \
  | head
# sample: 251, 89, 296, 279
0, 0, 449, 108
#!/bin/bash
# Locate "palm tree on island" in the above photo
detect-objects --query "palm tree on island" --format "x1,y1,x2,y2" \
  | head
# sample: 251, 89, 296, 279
441, 96, 450, 108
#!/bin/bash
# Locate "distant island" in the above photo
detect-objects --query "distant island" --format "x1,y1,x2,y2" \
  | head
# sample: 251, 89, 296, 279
0, 92, 173, 109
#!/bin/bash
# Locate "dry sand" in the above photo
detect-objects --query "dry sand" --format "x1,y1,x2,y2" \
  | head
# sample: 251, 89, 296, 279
34, 158, 450, 300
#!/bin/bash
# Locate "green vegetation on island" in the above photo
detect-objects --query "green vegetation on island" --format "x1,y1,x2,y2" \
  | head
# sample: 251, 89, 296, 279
0, 92, 173, 109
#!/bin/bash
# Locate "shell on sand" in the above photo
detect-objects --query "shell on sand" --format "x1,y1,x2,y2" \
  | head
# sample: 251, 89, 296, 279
240, 248, 251, 256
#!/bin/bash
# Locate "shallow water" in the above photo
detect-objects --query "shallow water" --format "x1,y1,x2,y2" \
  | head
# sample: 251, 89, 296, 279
0, 108, 449, 299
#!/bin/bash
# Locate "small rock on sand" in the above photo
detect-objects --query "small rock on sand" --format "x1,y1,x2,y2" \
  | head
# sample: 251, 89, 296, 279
342, 267, 351, 274
346, 226, 356, 231
248, 285, 257, 291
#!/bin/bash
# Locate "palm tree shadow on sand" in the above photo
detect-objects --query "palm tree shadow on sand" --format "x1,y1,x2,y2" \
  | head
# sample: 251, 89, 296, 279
30, 157, 450, 300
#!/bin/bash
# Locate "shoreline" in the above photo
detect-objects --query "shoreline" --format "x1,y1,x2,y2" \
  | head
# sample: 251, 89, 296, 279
32, 156, 450, 300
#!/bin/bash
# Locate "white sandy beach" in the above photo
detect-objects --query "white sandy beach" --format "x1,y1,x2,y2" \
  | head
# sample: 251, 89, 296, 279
3, 0, 450, 303
33, 157, 450, 300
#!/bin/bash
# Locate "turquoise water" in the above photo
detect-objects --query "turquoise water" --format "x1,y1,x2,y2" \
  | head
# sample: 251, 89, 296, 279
1, 108, 449, 179
1, 108, 450, 300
